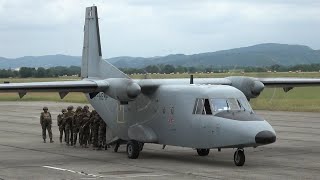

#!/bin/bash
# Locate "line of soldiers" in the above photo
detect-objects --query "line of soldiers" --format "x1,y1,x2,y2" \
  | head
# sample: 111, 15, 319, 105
41, 105, 108, 150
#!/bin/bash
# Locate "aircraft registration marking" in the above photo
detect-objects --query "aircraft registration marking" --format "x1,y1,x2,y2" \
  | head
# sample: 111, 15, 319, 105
93, 92, 108, 100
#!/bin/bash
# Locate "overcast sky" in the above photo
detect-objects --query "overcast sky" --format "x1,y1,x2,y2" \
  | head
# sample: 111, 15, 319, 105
0, 0, 319, 58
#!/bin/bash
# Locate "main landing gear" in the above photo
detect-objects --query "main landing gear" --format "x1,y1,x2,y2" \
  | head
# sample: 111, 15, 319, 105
234, 148, 245, 166
126, 140, 144, 159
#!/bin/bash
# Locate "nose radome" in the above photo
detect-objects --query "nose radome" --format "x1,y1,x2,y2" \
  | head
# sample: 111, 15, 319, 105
255, 131, 276, 145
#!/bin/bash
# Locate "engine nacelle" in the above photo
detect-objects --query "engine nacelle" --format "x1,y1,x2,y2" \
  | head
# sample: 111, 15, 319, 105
226, 76, 265, 99
104, 78, 141, 102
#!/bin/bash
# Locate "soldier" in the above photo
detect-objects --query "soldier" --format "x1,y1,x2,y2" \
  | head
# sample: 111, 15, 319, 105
72, 106, 82, 146
90, 110, 100, 149
98, 114, 106, 150
57, 109, 66, 143
80, 105, 91, 148
40, 107, 54, 143
64, 105, 74, 146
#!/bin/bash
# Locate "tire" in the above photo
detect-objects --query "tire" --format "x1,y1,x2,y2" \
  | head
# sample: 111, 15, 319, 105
234, 149, 245, 166
139, 142, 144, 152
127, 140, 140, 159
114, 143, 120, 152
196, 149, 210, 156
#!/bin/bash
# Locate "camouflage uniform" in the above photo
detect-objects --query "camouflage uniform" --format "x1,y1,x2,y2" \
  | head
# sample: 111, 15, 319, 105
40, 107, 53, 143
79, 105, 91, 147
72, 106, 82, 146
57, 109, 66, 143
90, 110, 100, 148
98, 114, 106, 149
64, 105, 74, 146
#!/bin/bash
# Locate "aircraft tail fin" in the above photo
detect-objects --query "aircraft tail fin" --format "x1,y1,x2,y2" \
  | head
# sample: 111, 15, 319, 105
81, 6, 128, 79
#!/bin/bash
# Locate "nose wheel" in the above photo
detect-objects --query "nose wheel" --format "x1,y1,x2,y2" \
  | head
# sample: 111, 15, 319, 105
234, 149, 245, 166
196, 149, 210, 156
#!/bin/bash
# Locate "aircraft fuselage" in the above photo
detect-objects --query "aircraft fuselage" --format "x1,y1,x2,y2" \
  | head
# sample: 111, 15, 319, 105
88, 84, 276, 149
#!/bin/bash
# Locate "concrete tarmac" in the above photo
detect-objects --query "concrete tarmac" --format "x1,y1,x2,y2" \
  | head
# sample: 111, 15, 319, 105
0, 101, 319, 179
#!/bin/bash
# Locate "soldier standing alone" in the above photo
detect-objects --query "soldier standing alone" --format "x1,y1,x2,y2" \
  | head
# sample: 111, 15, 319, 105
40, 107, 54, 143
57, 109, 66, 143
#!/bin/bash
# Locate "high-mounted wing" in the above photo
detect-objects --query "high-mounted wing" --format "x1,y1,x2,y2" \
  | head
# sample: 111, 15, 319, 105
256, 78, 320, 87
0, 78, 141, 102
0, 80, 109, 99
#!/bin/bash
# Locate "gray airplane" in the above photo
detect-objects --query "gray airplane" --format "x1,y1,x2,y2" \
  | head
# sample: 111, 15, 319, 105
1, 6, 320, 166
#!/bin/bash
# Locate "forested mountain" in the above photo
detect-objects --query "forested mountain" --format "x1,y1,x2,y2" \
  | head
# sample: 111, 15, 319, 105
1, 43, 319, 69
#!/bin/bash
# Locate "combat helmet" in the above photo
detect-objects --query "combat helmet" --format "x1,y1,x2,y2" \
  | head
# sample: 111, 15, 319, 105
61, 109, 67, 113
76, 106, 82, 111
43, 106, 48, 111
67, 105, 73, 111
83, 105, 89, 110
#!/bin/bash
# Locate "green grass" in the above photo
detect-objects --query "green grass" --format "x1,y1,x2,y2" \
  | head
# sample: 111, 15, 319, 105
251, 87, 320, 112
1, 73, 320, 112
130, 72, 320, 79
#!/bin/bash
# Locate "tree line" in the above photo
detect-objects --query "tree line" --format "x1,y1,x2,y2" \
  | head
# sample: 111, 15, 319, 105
0, 64, 320, 78
0, 66, 81, 78
120, 64, 320, 74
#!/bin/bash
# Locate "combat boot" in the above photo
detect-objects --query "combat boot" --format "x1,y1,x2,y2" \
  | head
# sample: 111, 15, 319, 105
43, 139, 46, 143
59, 137, 62, 143
50, 139, 54, 143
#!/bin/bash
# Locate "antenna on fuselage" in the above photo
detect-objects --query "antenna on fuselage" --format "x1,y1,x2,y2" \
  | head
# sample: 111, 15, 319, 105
190, 75, 194, 84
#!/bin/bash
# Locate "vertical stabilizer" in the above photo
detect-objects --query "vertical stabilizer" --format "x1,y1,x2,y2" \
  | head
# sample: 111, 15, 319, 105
81, 6, 102, 78
81, 6, 129, 79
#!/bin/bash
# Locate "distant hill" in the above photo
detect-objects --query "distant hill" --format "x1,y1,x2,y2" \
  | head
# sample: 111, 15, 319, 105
108, 43, 320, 68
1, 43, 320, 69
0, 55, 81, 69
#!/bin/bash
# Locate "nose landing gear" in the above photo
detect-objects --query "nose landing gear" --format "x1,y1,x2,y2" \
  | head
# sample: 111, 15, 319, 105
196, 149, 210, 156
234, 148, 245, 166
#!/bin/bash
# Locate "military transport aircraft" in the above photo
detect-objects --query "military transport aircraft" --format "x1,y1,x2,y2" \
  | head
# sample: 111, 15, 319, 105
1, 6, 320, 166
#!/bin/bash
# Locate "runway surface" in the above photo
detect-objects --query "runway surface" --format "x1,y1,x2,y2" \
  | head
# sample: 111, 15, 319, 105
0, 101, 319, 179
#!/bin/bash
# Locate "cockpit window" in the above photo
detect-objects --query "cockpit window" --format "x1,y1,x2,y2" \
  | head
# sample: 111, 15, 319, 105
193, 98, 213, 115
211, 98, 253, 112
194, 98, 204, 114
211, 99, 229, 111
204, 99, 212, 115
227, 98, 240, 111
238, 98, 254, 112
193, 98, 253, 115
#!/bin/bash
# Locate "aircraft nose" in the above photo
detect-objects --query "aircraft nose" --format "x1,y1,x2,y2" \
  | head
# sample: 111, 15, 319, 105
255, 130, 276, 145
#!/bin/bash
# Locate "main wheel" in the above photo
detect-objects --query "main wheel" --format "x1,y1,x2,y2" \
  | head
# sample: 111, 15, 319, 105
127, 140, 140, 159
196, 149, 210, 156
114, 143, 120, 152
234, 149, 245, 166
139, 142, 144, 152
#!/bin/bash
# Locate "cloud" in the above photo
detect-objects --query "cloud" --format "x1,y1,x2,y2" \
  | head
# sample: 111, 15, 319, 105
0, 0, 319, 58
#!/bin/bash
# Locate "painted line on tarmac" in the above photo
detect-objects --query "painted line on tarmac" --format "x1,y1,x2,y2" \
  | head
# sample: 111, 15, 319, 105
43, 166, 105, 178
114, 174, 173, 178
44, 165, 172, 179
